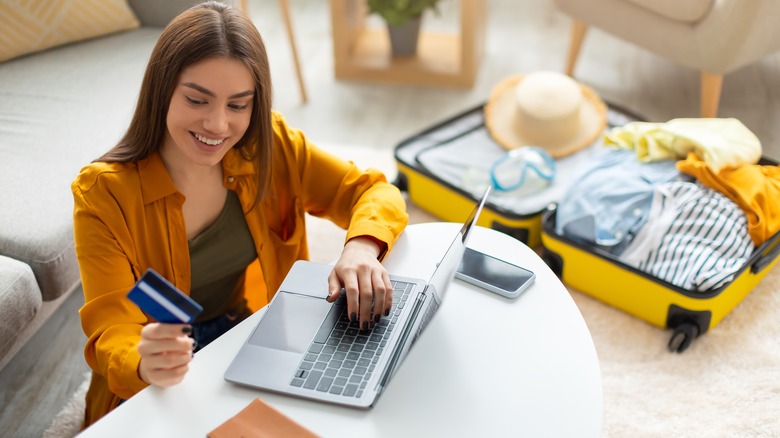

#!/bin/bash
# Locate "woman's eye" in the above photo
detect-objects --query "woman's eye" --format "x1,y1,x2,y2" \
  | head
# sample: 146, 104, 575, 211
229, 103, 248, 111
185, 96, 205, 105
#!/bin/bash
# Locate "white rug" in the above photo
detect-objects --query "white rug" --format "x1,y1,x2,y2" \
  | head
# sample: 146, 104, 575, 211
45, 148, 780, 437
571, 269, 780, 437
43, 373, 90, 438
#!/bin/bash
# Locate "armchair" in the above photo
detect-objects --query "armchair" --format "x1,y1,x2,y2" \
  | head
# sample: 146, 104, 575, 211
553, 0, 780, 117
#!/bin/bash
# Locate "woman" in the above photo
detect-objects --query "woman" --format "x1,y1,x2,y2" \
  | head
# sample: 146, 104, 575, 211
71, 1, 407, 427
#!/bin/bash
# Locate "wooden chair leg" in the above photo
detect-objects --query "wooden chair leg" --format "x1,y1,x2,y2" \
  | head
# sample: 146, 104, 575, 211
278, 0, 309, 104
700, 71, 723, 118
565, 20, 588, 76
239, 0, 308, 103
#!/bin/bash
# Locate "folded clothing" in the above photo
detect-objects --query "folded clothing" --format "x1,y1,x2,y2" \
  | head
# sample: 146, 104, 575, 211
677, 153, 780, 246
604, 118, 761, 172
555, 148, 680, 254
619, 181, 754, 292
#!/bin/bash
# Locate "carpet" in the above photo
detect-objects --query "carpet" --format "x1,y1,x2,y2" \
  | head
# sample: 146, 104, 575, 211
571, 267, 780, 437
45, 147, 780, 437
43, 373, 89, 438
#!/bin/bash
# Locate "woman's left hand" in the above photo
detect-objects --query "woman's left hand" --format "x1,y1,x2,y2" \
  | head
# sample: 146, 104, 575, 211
327, 236, 392, 332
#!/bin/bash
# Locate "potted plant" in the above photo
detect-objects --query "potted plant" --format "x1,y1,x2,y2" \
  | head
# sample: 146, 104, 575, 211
366, 0, 441, 57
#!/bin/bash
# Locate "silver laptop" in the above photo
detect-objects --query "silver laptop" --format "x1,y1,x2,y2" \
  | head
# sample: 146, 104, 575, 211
224, 187, 490, 408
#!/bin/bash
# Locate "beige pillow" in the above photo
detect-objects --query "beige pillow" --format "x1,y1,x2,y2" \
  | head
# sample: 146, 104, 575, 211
0, 0, 140, 62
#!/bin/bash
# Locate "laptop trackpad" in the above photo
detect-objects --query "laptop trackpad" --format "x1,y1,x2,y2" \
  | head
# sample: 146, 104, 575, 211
248, 292, 331, 353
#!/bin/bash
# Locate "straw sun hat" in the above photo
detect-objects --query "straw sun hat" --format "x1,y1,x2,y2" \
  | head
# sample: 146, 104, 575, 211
484, 71, 607, 158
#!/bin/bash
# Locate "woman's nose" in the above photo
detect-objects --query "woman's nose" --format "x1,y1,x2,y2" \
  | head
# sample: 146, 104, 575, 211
203, 106, 228, 134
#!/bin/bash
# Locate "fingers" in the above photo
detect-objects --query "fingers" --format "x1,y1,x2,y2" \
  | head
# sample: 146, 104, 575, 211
369, 269, 388, 323
334, 264, 393, 331
326, 271, 342, 303
140, 364, 191, 387
138, 323, 194, 387
357, 267, 373, 331
333, 237, 394, 331
137, 337, 193, 356
381, 270, 393, 317
341, 273, 360, 325
141, 322, 192, 340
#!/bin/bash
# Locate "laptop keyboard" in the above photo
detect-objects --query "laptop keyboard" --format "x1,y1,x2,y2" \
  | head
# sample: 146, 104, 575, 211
289, 280, 414, 398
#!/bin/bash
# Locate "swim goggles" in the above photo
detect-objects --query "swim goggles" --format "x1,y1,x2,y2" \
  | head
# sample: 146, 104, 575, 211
489, 146, 556, 192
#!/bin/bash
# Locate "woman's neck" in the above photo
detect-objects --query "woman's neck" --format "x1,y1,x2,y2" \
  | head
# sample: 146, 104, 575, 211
159, 144, 224, 190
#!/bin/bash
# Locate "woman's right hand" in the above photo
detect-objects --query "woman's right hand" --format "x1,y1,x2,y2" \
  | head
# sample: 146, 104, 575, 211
137, 323, 195, 387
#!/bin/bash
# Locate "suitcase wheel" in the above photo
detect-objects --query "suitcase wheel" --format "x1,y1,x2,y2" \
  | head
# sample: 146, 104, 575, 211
668, 322, 700, 353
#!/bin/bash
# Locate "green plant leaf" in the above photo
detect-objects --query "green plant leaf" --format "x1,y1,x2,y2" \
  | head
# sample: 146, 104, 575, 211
366, 0, 441, 26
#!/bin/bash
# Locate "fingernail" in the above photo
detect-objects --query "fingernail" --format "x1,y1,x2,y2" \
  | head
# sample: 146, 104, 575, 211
362, 321, 368, 331
384, 308, 390, 317
182, 325, 192, 335
374, 314, 380, 324
350, 312, 357, 322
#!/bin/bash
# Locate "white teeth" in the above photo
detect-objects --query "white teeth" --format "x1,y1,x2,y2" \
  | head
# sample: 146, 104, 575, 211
193, 132, 224, 146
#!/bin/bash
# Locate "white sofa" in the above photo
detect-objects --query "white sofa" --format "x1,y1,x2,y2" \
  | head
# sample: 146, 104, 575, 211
0, 0, 220, 369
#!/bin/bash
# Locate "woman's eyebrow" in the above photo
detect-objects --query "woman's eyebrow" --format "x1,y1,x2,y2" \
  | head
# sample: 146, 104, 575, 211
182, 82, 254, 99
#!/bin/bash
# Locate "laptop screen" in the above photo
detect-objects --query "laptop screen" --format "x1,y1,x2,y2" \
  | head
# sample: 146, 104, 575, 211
424, 187, 490, 300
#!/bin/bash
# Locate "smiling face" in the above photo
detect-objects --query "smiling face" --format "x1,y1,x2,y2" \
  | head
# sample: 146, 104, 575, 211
161, 56, 255, 172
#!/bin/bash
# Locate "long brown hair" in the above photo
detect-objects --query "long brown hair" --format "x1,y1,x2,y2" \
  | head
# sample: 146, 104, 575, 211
98, 1, 273, 204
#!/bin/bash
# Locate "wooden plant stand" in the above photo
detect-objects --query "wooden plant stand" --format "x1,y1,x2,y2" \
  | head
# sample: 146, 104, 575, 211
329, 0, 487, 88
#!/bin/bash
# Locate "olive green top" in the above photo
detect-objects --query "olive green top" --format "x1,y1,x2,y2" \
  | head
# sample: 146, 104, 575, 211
189, 190, 257, 322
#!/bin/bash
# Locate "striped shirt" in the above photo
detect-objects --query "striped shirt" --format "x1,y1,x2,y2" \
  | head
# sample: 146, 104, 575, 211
620, 181, 754, 292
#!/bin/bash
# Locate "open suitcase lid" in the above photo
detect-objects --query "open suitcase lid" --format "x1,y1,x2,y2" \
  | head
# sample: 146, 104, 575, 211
393, 102, 644, 218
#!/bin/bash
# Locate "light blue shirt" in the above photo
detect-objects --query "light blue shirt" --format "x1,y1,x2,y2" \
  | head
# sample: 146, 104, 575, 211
555, 149, 681, 254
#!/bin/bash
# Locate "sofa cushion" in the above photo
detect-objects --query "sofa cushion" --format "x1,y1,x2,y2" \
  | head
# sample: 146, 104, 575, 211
0, 28, 161, 300
0, 256, 42, 358
0, 0, 140, 62
624, 0, 713, 23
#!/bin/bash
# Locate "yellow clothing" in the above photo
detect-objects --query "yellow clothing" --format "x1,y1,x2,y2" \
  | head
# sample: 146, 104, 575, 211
604, 118, 761, 172
677, 153, 780, 246
71, 112, 408, 426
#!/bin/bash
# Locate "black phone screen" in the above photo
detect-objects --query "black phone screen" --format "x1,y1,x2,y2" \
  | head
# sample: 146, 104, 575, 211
458, 248, 535, 292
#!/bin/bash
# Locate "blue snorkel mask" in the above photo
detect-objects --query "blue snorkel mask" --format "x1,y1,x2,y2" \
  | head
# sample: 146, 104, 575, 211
489, 146, 556, 193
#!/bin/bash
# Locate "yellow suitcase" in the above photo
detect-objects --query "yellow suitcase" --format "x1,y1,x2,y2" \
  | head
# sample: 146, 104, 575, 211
393, 103, 643, 248
540, 170, 780, 352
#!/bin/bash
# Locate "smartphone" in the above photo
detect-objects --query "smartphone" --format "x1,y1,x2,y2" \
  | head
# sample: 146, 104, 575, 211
455, 247, 536, 298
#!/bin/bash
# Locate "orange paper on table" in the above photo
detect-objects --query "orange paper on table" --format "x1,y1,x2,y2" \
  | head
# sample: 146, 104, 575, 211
207, 398, 318, 438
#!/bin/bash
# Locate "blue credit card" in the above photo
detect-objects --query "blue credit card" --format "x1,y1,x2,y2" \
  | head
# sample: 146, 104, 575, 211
127, 268, 203, 324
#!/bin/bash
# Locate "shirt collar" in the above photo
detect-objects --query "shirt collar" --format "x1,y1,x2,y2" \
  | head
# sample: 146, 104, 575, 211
138, 151, 178, 205
137, 147, 256, 205
221, 145, 256, 178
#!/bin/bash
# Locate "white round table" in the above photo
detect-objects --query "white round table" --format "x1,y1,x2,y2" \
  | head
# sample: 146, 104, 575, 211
80, 223, 602, 437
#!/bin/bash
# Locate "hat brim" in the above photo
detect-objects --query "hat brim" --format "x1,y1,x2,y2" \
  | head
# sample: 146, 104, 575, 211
484, 74, 608, 158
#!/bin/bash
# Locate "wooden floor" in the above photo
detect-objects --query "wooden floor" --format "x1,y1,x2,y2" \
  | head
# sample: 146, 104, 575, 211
2, 0, 778, 437
0, 288, 88, 437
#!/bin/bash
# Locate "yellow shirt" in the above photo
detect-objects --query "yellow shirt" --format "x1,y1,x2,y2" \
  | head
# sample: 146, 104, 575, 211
71, 112, 408, 426
604, 118, 762, 172
677, 153, 780, 246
